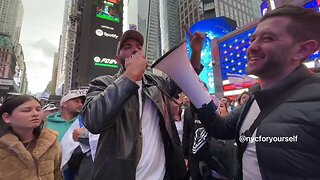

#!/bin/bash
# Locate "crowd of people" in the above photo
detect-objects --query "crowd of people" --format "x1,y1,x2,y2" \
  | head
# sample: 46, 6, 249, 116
0, 5, 320, 180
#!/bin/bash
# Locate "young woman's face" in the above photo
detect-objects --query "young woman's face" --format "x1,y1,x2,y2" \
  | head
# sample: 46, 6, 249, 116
3, 99, 44, 130
240, 93, 250, 105
218, 102, 229, 117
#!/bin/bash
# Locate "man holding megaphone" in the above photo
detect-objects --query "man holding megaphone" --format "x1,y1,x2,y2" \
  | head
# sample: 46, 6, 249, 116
81, 29, 205, 180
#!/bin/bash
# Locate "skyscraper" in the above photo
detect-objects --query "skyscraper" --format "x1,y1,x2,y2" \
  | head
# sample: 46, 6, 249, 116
145, 0, 161, 64
124, 0, 161, 68
14, 44, 28, 93
179, 0, 261, 40
205, 0, 261, 27
178, 0, 204, 40
159, 0, 181, 54
56, 0, 73, 95
0, 0, 23, 48
0, 0, 27, 95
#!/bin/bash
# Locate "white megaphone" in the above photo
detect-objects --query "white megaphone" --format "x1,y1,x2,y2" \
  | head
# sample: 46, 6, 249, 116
151, 41, 211, 108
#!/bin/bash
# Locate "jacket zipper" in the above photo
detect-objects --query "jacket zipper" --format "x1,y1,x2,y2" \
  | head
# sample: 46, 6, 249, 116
32, 155, 41, 179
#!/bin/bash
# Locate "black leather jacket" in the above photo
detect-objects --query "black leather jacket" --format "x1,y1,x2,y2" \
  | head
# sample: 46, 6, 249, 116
81, 69, 187, 180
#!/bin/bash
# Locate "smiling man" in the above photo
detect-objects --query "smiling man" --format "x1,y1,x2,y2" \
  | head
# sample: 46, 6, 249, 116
191, 5, 320, 180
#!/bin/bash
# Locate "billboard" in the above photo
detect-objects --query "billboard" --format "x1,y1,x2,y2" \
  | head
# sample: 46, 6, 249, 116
96, 0, 121, 22
90, 0, 123, 73
79, 0, 123, 84
218, 26, 256, 81
186, 17, 237, 94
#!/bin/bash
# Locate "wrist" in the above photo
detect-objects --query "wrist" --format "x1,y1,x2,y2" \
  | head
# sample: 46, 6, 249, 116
124, 70, 143, 81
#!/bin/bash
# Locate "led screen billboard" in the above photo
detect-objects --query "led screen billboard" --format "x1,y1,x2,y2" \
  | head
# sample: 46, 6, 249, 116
96, 0, 121, 22
218, 27, 256, 81
186, 17, 237, 94
218, 25, 320, 81
82, 0, 123, 83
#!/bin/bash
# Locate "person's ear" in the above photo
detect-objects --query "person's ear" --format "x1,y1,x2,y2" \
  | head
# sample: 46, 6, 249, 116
293, 40, 318, 63
115, 55, 121, 64
2, 113, 11, 124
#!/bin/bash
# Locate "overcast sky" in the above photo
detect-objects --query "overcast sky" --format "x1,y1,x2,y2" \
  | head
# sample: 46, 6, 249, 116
20, 0, 65, 94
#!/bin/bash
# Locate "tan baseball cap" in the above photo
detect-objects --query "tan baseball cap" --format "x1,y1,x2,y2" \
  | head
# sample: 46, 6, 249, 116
116, 30, 144, 55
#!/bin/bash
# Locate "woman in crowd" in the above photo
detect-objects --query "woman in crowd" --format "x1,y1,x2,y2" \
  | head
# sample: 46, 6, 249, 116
236, 91, 250, 107
0, 95, 62, 180
218, 101, 229, 117
220, 96, 233, 112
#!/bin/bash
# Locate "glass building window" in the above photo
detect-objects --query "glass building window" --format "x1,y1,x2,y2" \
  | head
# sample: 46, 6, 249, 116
224, 4, 229, 13
219, 1, 223, 9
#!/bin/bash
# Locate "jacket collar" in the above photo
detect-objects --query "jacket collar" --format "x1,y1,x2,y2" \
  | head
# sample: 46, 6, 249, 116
115, 66, 125, 79
0, 133, 34, 168
0, 128, 58, 167
32, 128, 58, 160
251, 64, 313, 110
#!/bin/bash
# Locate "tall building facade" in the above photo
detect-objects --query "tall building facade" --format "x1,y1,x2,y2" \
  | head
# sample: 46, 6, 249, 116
159, 0, 181, 54
64, 0, 81, 94
56, 0, 73, 95
204, 0, 260, 27
145, 0, 161, 65
179, 0, 261, 40
56, 0, 83, 95
178, 0, 204, 40
13, 44, 28, 93
49, 52, 59, 94
0, 34, 16, 79
0, 34, 19, 99
124, 0, 161, 68
0, 0, 27, 96
0, 0, 23, 48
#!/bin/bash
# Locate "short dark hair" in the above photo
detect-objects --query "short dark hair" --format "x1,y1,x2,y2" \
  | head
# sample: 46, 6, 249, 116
0, 95, 43, 138
260, 5, 320, 43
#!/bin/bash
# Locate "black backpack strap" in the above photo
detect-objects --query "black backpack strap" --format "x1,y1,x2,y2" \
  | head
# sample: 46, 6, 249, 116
241, 74, 318, 150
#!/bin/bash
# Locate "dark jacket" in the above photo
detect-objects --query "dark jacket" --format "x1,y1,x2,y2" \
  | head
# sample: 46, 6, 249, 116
81, 70, 187, 180
197, 65, 320, 180
183, 106, 239, 180
182, 106, 202, 180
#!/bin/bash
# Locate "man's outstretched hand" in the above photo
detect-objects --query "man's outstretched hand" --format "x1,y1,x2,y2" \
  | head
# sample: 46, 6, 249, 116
185, 24, 205, 53
185, 24, 205, 70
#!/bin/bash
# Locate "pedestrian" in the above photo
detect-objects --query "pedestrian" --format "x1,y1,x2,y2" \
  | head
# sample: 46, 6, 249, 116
236, 91, 250, 107
0, 95, 62, 179
45, 91, 92, 180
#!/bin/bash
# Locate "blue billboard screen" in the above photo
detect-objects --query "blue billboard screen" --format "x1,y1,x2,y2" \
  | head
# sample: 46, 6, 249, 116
186, 17, 236, 94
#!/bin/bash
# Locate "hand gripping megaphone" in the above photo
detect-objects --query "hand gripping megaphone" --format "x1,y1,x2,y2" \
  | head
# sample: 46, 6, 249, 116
151, 41, 211, 108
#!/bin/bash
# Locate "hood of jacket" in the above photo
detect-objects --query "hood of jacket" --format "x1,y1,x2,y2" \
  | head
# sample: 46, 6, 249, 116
46, 112, 65, 123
